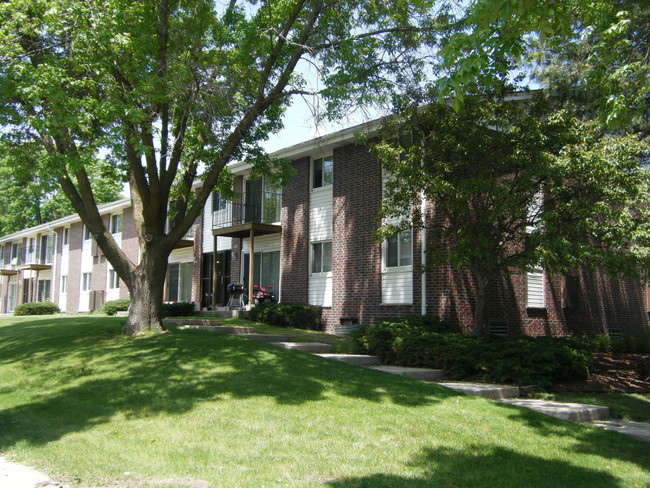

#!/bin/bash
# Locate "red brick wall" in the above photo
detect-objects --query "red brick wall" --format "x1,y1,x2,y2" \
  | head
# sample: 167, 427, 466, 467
280, 157, 310, 303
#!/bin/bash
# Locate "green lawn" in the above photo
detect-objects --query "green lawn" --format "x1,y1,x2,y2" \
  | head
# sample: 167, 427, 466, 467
0, 316, 649, 488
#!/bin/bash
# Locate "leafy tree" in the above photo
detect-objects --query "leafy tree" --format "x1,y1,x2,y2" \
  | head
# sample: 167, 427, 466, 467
0, 0, 442, 334
0, 142, 122, 235
376, 94, 650, 336
528, 0, 649, 131
435, 0, 648, 129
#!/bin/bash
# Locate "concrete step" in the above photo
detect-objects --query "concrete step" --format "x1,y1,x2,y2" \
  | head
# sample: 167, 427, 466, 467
237, 333, 291, 342
165, 318, 222, 326
591, 420, 650, 442
438, 382, 520, 400
181, 325, 255, 334
316, 353, 381, 366
502, 399, 610, 422
271, 342, 334, 353
370, 365, 445, 381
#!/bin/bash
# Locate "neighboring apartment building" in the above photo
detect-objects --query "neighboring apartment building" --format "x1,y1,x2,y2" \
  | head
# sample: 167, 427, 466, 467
1, 120, 649, 339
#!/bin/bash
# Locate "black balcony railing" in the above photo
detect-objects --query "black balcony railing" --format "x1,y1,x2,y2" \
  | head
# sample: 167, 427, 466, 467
213, 191, 281, 229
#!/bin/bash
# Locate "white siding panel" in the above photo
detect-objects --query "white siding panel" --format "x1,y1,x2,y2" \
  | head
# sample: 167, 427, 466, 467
527, 271, 545, 308
309, 187, 333, 241
382, 270, 413, 304
242, 234, 281, 253
169, 247, 194, 264
309, 275, 332, 307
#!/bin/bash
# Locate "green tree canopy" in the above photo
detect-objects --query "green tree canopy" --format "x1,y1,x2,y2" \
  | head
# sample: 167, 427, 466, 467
0, 0, 444, 334
376, 94, 650, 335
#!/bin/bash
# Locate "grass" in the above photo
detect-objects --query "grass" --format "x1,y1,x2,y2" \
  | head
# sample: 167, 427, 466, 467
538, 392, 650, 422
0, 316, 649, 488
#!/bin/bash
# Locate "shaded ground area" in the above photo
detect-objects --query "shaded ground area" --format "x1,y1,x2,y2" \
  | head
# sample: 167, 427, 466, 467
551, 353, 650, 393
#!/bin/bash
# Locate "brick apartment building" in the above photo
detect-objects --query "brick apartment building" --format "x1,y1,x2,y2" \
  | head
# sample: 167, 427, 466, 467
1, 120, 648, 339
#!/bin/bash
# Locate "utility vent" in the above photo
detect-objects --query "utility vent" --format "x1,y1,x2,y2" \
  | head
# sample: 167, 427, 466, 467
488, 321, 509, 337
608, 328, 622, 339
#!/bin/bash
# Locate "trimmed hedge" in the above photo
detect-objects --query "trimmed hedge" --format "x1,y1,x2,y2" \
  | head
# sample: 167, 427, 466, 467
161, 302, 195, 317
249, 302, 321, 330
354, 318, 591, 387
102, 298, 131, 316
13, 301, 60, 316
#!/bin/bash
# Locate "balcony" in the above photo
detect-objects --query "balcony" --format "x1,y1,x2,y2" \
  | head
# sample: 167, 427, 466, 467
212, 191, 282, 239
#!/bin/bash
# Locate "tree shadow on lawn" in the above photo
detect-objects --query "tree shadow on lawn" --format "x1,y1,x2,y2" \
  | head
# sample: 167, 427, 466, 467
327, 443, 640, 488
0, 318, 462, 450
487, 398, 650, 474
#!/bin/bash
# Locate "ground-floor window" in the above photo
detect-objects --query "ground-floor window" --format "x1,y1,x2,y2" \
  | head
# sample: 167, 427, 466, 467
166, 262, 193, 302
108, 269, 120, 289
82, 272, 92, 292
37, 279, 51, 302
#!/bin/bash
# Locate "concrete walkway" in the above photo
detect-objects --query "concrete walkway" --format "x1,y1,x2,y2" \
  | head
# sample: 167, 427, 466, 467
0, 455, 64, 488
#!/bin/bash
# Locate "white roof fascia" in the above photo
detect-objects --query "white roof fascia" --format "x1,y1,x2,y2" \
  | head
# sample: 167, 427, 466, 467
0, 197, 131, 243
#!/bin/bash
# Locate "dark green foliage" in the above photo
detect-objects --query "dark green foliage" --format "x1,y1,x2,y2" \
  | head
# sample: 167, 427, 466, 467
582, 333, 650, 354
354, 320, 591, 387
102, 298, 131, 316
161, 302, 196, 318
13, 301, 60, 316
249, 302, 321, 330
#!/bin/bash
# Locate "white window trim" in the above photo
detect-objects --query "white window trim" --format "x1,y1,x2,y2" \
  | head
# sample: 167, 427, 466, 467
310, 240, 333, 277
311, 155, 333, 191
382, 230, 414, 273
108, 269, 120, 289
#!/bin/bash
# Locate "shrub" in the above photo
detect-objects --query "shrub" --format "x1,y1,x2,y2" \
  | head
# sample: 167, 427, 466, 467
102, 298, 131, 316
250, 302, 321, 330
13, 301, 60, 316
354, 321, 591, 387
161, 302, 196, 317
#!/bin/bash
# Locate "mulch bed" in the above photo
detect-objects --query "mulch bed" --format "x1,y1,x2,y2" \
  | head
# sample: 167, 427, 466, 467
550, 353, 650, 393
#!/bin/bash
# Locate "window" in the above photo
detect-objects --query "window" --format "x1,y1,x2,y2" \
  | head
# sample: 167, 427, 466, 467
385, 230, 412, 268
526, 270, 545, 308
311, 241, 332, 274
82, 272, 92, 292
61, 275, 67, 294
37, 279, 51, 302
312, 156, 333, 189
84, 225, 92, 241
110, 214, 122, 234
166, 262, 193, 302
108, 269, 119, 289
63, 228, 69, 246
40, 234, 54, 264
212, 190, 226, 212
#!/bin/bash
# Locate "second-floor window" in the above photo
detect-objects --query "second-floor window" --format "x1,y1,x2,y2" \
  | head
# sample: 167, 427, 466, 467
312, 156, 333, 189
63, 228, 69, 246
84, 225, 92, 241
385, 230, 412, 268
110, 214, 122, 234
40, 235, 54, 264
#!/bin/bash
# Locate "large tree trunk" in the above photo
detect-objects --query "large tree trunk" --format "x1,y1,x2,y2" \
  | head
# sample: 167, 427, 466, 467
123, 244, 170, 336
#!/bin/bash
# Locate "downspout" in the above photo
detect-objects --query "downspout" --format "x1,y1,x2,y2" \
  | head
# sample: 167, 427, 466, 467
419, 130, 427, 317
46, 224, 58, 304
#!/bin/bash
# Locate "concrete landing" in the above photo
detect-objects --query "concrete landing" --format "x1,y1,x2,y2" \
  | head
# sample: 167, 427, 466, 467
181, 325, 255, 334
439, 382, 520, 400
591, 420, 650, 442
502, 399, 610, 422
316, 353, 381, 366
370, 365, 445, 381
271, 342, 333, 353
